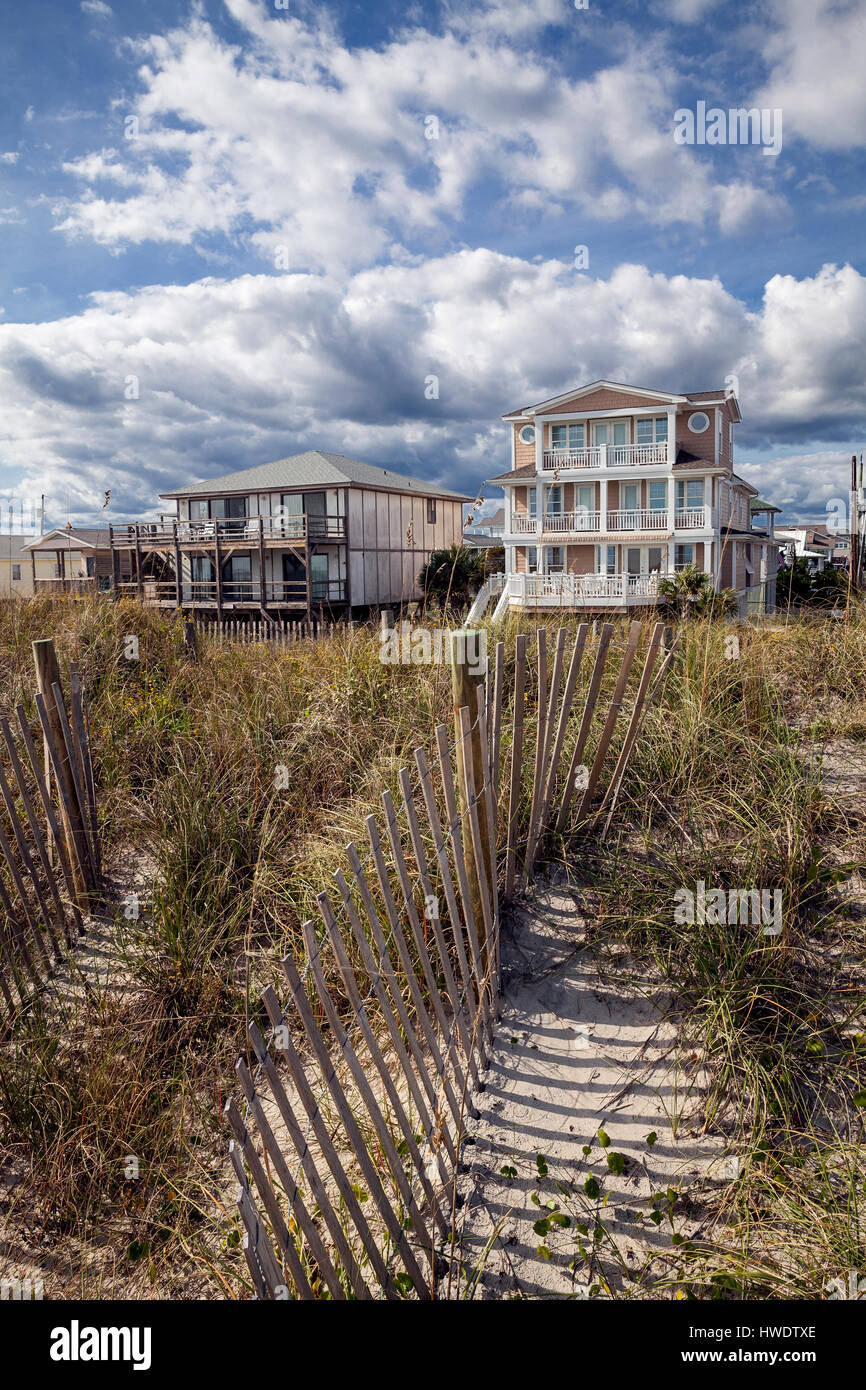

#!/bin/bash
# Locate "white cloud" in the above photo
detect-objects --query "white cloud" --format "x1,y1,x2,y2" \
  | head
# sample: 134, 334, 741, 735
756, 0, 866, 150
0, 254, 860, 524
51, 5, 790, 271
0, 152, 19, 164
81, 1, 113, 16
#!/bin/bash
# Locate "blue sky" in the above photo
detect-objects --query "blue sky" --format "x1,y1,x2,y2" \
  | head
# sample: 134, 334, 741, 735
0, 0, 864, 527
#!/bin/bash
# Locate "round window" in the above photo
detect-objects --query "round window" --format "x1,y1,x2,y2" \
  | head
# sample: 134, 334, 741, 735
688, 411, 710, 433
518, 425, 536, 445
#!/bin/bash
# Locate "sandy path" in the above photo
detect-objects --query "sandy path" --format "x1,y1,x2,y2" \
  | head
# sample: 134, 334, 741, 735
451, 876, 728, 1300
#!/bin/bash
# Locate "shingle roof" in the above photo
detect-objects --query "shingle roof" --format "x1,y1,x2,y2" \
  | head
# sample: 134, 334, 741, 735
486, 463, 537, 484
160, 450, 472, 502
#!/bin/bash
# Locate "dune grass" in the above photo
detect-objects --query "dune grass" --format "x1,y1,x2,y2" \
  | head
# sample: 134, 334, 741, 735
0, 595, 862, 1298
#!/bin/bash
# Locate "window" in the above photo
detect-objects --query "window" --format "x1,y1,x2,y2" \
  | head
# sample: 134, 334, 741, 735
729, 422, 734, 451
676, 479, 705, 510
550, 423, 584, 451
622, 484, 639, 512
636, 416, 668, 444
85, 557, 95, 577
576, 485, 594, 524
526, 546, 538, 573
648, 546, 663, 573
518, 425, 536, 446
626, 548, 641, 574
528, 486, 537, 518
545, 546, 564, 572
426, 497, 437, 524
592, 420, 628, 446
597, 544, 616, 575
11, 564, 20, 582
687, 411, 710, 433
649, 481, 667, 511
675, 544, 694, 569
544, 485, 563, 516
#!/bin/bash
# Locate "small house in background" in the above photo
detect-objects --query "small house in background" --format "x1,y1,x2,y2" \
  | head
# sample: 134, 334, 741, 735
110, 451, 471, 619
18, 528, 114, 595
775, 523, 844, 572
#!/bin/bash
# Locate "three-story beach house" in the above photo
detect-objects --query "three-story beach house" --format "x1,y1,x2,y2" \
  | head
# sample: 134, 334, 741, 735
489, 380, 778, 615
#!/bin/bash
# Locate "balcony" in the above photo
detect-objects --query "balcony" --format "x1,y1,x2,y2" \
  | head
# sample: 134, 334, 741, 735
118, 578, 347, 607
503, 572, 662, 608
110, 516, 346, 548
508, 504, 713, 537
541, 442, 670, 471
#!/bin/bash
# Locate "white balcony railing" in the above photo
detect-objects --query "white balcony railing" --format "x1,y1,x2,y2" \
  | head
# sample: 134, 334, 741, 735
542, 441, 669, 470
605, 508, 668, 532
674, 507, 710, 529
504, 572, 662, 606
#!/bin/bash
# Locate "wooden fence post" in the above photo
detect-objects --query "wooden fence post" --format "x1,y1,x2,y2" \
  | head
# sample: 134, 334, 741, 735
31, 639, 90, 906
450, 628, 494, 950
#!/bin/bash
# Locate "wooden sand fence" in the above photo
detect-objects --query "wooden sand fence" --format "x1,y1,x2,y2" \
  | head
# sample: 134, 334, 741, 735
226, 618, 677, 1299
198, 617, 351, 648
0, 639, 102, 1028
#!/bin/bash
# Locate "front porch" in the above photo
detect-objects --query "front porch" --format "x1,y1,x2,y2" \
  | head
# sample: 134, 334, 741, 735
502, 572, 663, 610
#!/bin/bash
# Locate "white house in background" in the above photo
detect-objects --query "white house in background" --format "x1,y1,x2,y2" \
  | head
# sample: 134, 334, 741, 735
775, 524, 839, 572
484, 379, 779, 616
17, 529, 114, 595
109, 451, 471, 618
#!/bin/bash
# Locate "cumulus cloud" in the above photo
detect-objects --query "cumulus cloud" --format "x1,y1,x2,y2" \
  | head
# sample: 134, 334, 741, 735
51, 3, 789, 271
0, 254, 861, 524
756, 0, 866, 150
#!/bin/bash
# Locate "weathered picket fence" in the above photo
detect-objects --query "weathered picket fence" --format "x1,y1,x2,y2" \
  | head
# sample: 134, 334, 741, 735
227, 618, 676, 1299
199, 618, 351, 648
0, 640, 102, 1027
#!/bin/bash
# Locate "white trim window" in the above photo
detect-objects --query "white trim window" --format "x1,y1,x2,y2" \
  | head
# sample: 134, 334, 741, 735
674, 543, 694, 570
11, 564, 21, 582
518, 424, 536, 445
596, 544, 616, 575
526, 546, 538, 573
544, 484, 563, 517
550, 423, 584, 451
592, 420, 628, 446
636, 416, 668, 444
528, 486, 537, 518
649, 480, 667, 512
545, 546, 564, 573
676, 479, 705, 509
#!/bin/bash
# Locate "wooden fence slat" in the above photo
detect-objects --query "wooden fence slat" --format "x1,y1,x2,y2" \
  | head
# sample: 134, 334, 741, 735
334, 863, 445, 1165
232, 1064, 345, 1301
555, 622, 614, 832
301, 917, 438, 1276
380, 789, 474, 1106
1, 720, 74, 948
364, 817, 464, 1140
490, 639, 505, 827
279, 952, 430, 1298
35, 694, 92, 898
575, 619, 643, 822
248, 1016, 372, 1299
233, 1165, 285, 1299
262, 981, 396, 1296
536, 622, 589, 845
504, 633, 527, 899
16, 706, 82, 921
317, 891, 448, 1236
49, 683, 99, 885
413, 749, 490, 1063
456, 706, 496, 993
225, 1094, 317, 1301
433, 725, 491, 1043
0, 762, 63, 960
396, 768, 480, 1095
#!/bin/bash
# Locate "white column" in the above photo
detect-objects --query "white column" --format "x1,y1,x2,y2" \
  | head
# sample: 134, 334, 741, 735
599, 478, 608, 533
667, 410, 676, 465
667, 539, 676, 575
537, 481, 545, 572
535, 419, 544, 474
705, 540, 713, 584
666, 475, 676, 534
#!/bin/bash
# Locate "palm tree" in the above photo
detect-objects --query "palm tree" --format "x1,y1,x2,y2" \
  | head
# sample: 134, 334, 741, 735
657, 563, 738, 620
417, 544, 485, 613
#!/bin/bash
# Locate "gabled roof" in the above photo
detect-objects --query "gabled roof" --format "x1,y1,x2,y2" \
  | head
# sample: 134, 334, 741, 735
750, 497, 782, 513
503, 379, 741, 422
160, 450, 472, 502
21, 528, 107, 551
